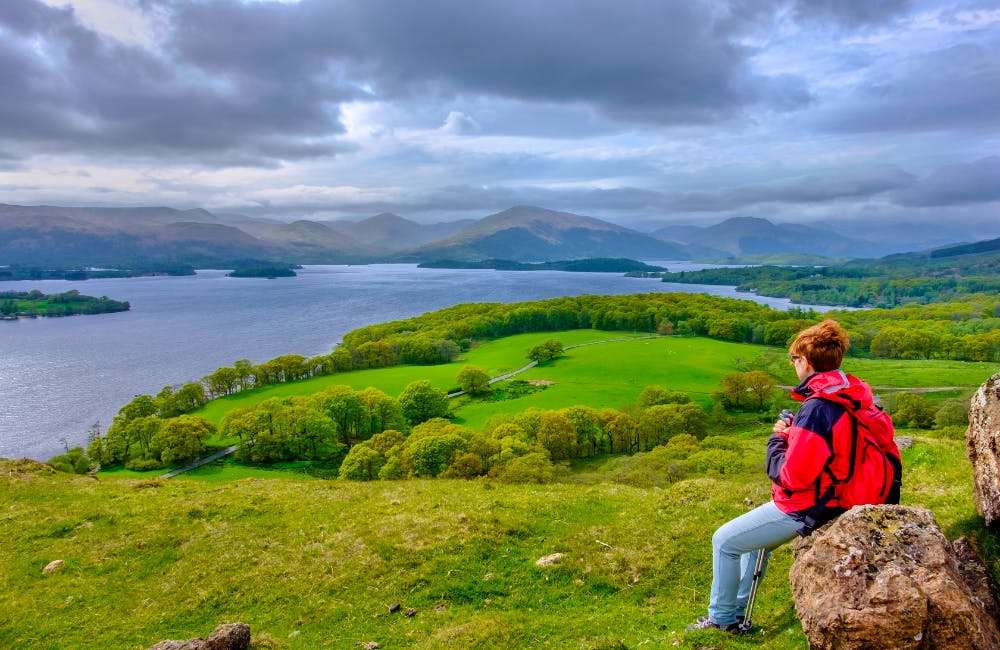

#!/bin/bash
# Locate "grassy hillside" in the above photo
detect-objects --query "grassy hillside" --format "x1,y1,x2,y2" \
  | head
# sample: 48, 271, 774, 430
1, 425, 982, 649
194, 330, 997, 439
8, 328, 997, 648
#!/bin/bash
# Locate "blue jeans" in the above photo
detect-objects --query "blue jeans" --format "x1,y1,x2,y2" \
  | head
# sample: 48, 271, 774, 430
706, 501, 801, 626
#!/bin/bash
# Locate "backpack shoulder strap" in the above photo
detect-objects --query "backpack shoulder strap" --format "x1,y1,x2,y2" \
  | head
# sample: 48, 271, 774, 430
795, 393, 860, 535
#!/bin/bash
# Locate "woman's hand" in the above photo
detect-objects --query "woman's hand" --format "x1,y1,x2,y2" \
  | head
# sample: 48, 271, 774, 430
773, 408, 794, 435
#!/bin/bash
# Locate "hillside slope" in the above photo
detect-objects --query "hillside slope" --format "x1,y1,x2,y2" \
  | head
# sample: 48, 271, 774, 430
324, 213, 473, 251
406, 205, 702, 261
0, 204, 369, 266
0, 423, 974, 650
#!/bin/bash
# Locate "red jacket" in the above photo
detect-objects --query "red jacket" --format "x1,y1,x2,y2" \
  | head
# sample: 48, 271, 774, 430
766, 370, 875, 520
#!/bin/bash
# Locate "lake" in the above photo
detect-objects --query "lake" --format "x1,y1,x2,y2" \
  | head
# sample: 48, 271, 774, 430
0, 263, 820, 461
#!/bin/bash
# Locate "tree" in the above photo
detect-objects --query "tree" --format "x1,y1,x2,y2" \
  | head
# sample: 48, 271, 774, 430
893, 393, 935, 429
562, 405, 606, 456
456, 365, 491, 395
205, 366, 239, 397
441, 452, 484, 479
47, 447, 91, 474
536, 410, 576, 461
398, 380, 450, 425
527, 338, 563, 363
357, 387, 405, 439
718, 372, 749, 409
339, 443, 385, 480
602, 409, 638, 454
489, 452, 554, 483
638, 386, 691, 407
744, 370, 777, 410
676, 403, 709, 439
315, 385, 366, 444
638, 405, 679, 450
934, 399, 970, 428
404, 434, 467, 477
150, 415, 214, 465
118, 395, 158, 422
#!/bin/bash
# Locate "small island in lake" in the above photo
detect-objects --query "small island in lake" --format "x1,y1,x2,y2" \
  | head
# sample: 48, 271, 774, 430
0, 290, 130, 319
418, 258, 667, 273
0, 264, 196, 281
226, 264, 298, 278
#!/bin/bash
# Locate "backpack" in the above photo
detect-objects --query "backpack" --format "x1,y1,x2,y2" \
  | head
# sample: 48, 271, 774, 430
798, 393, 902, 533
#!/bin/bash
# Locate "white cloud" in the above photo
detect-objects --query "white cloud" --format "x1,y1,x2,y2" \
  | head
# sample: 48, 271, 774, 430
39, 0, 167, 47
441, 111, 480, 135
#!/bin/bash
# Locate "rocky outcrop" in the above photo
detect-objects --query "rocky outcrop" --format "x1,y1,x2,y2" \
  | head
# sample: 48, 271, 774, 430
967, 371, 1000, 526
148, 623, 250, 650
790, 505, 1000, 649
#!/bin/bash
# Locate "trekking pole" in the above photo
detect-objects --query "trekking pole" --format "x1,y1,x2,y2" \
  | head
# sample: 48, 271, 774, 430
740, 548, 767, 634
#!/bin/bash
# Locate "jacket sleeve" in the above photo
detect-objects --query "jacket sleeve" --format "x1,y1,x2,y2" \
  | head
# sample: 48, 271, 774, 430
766, 434, 788, 483
770, 400, 837, 493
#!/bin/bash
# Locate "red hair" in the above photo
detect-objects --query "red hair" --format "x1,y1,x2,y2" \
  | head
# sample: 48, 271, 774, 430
790, 320, 849, 371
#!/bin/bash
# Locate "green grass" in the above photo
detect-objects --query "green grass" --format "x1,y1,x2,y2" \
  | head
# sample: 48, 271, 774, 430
195, 330, 633, 425
1, 425, 985, 650
453, 336, 763, 430
190, 331, 996, 451
196, 332, 997, 429
841, 357, 997, 391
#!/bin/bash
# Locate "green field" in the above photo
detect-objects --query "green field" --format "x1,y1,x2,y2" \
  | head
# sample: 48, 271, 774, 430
0, 428, 983, 649
193, 331, 997, 443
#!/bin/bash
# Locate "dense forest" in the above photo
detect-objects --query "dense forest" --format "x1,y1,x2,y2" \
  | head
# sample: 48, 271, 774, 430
0, 289, 130, 318
645, 243, 1000, 308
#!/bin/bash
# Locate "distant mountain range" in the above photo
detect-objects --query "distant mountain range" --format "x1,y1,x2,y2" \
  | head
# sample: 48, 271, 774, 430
0, 202, 994, 268
322, 213, 474, 252
398, 206, 708, 262
652, 216, 887, 259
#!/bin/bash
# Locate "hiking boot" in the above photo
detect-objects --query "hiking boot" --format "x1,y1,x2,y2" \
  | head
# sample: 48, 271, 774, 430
685, 615, 742, 634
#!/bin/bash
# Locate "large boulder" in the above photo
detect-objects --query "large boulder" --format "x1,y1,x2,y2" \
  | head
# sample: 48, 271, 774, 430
789, 505, 1000, 649
967, 371, 1000, 526
148, 623, 250, 650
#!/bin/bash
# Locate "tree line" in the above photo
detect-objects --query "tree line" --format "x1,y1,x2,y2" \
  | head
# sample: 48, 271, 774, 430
61, 359, 968, 478
104, 292, 1000, 431
648, 260, 1000, 309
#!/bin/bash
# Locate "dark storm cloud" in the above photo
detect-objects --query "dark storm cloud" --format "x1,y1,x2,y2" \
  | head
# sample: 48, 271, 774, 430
894, 157, 1000, 206
324, 0, 813, 124
0, 0, 354, 165
791, 0, 912, 27
0, 0, 820, 169
819, 42, 1000, 133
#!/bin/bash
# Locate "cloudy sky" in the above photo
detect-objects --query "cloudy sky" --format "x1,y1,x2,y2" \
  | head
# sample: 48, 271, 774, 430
1, 0, 998, 230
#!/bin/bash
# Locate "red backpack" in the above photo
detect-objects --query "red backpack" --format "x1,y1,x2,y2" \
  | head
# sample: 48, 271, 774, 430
812, 393, 902, 510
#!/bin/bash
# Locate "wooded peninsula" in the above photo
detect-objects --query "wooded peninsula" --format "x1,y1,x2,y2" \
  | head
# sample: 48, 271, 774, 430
0, 290, 130, 318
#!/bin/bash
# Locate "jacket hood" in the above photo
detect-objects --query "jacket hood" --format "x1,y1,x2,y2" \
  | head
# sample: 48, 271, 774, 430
791, 369, 873, 408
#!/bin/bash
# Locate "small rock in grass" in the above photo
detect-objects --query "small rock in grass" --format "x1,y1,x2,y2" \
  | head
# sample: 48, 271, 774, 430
43, 560, 64, 574
404, 608, 417, 617
535, 553, 564, 567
